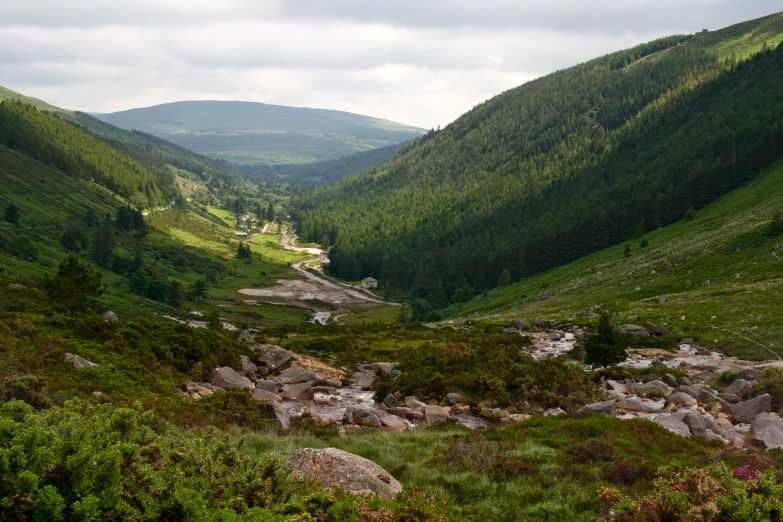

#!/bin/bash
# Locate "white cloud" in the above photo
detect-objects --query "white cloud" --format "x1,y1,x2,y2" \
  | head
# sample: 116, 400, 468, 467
0, 1, 779, 128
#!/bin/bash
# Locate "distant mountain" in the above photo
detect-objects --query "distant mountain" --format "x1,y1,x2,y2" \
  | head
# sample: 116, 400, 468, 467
244, 142, 405, 186
295, 12, 783, 309
96, 100, 424, 166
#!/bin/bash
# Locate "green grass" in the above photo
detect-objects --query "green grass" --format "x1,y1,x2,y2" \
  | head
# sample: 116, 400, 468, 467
338, 305, 399, 325
206, 207, 236, 227
445, 159, 783, 361
0, 84, 71, 114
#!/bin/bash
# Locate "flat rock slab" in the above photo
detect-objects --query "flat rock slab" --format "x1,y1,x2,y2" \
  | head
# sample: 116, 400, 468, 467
209, 367, 253, 390
748, 417, 783, 449
287, 448, 402, 501
651, 414, 692, 438
575, 400, 616, 418
64, 353, 98, 370
731, 394, 772, 424
259, 348, 294, 373
280, 382, 314, 401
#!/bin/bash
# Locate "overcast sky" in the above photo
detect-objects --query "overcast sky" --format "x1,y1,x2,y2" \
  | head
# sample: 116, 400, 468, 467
1, 1, 780, 129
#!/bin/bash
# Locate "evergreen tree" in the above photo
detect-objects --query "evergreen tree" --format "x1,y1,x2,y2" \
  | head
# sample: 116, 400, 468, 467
189, 279, 208, 304
624, 244, 632, 258
684, 207, 696, 221
84, 208, 97, 227
267, 202, 275, 222
90, 225, 116, 268
166, 280, 184, 309
60, 225, 89, 253
3, 204, 20, 225
236, 242, 252, 260
43, 254, 103, 315
584, 311, 626, 367
320, 234, 330, 249
11, 236, 38, 261
395, 305, 410, 324
207, 309, 222, 330
497, 268, 511, 287
640, 237, 649, 249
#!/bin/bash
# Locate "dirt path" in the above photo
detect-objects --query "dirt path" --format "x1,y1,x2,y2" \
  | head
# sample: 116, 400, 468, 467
278, 230, 399, 306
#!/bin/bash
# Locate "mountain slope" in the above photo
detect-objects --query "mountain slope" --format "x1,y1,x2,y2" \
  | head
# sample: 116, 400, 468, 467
97, 100, 424, 166
296, 12, 783, 310
444, 158, 783, 362
245, 142, 405, 186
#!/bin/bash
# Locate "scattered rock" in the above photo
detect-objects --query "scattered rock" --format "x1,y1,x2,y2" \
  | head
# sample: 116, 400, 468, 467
252, 389, 282, 403
237, 330, 254, 344
444, 392, 463, 405
731, 394, 772, 423
618, 396, 663, 413
423, 404, 450, 423
287, 448, 402, 500
480, 408, 510, 419
314, 378, 343, 388
103, 311, 118, 321
644, 322, 668, 336
268, 402, 291, 429
547, 332, 561, 341
724, 379, 758, 397
277, 369, 319, 385
359, 362, 394, 374
240, 355, 258, 375
349, 372, 375, 390
617, 324, 650, 337
380, 415, 409, 432
682, 412, 721, 437
255, 380, 279, 394
64, 353, 98, 370
259, 348, 294, 373
651, 414, 692, 438
666, 392, 698, 407
632, 380, 671, 397
92, 391, 102, 398
343, 406, 383, 428
575, 400, 616, 418
544, 407, 566, 417
748, 417, 783, 449
383, 391, 402, 408
510, 319, 531, 330
209, 367, 253, 390
654, 297, 666, 305
280, 382, 314, 401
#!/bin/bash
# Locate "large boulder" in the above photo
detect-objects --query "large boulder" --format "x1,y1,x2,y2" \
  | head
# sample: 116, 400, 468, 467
617, 396, 663, 413
575, 400, 616, 418
423, 405, 450, 423
103, 311, 118, 321
349, 372, 375, 390
287, 448, 402, 500
510, 319, 531, 331
314, 378, 343, 388
617, 324, 649, 337
748, 417, 783, 450
730, 394, 772, 424
651, 414, 692, 438
380, 415, 409, 432
444, 392, 463, 405
64, 353, 98, 370
240, 355, 258, 375
268, 402, 291, 429
252, 389, 282, 403
255, 380, 279, 394
359, 362, 394, 374
277, 369, 319, 385
666, 392, 698, 407
259, 348, 293, 373
644, 322, 668, 336
280, 382, 314, 401
343, 406, 382, 428
724, 379, 759, 397
632, 381, 672, 397
209, 367, 253, 390
237, 330, 254, 344
682, 412, 722, 438
383, 392, 402, 408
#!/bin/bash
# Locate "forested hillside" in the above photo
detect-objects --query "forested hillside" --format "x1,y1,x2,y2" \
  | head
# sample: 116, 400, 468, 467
296, 13, 783, 312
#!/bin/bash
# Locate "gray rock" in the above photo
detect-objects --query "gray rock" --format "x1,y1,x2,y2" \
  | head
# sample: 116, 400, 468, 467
444, 392, 463, 405
510, 319, 531, 330
268, 402, 291, 429
383, 391, 402, 408
255, 380, 279, 394
237, 330, 254, 344
423, 405, 450, 423
349, 372, 375, 390
64, 353, 98, 370
252, 389, 282, 403
682, 412, 721, 437
287, 448, 402, 501
606, 380, 628, 394
386, 407, 413, 419
547, 332, 561, 341
680, 338, 694, 344
388, 370, 402, 379
731, 394, 772, 423
258, 348, 293, 373
705, 429, 728, 444
672, 385, 699, 397
618, 396, 663, 413
654, 297, 666, 305
608, 390, 626, 400
103, 311, 118, 321
380, 415, 409, 432
314, 378, 343, 388
280, 382, 314, 401
480, 408, 510, 419
651, 414, 692, 438
575, 400, 616, 418
662, 374, 678, 387
737, 369, 761, 381
359, 362, 394, 374
544, 407, 566, 417
313, 386, 338, 394
617, 324, 649, 337
209, 367, 253, 390
718, 393, 741, 404
240, 355, 258, 375
343, 406, 382, 428
645, 322, 668, 336
678, 377, 693, 387
277, 369, 319, 385
724, 379, 758, 397
632, 380, 672, 397
748, 417, 783, 449
666, 392, 698, 407
257, 366, 269, 377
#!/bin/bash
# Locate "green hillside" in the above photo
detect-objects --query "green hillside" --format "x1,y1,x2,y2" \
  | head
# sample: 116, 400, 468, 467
444, 158, 783, 361
296, 13, 783, 313
245, 142, 405, 186
0, 84, 70, 114
97, 100, 424, 166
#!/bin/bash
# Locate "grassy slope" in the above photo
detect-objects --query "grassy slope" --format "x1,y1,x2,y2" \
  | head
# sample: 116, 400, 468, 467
0, 85, 71, 114
444, 159, 783, 361
96, 100, 424, 166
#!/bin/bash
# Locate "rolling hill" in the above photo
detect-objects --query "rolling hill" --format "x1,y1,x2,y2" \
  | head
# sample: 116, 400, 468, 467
295, 12, 783, 312
96, 100, 424, 166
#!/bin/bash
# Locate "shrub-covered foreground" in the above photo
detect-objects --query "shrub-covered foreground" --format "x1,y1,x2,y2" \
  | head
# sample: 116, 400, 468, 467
0, 399, 454, 521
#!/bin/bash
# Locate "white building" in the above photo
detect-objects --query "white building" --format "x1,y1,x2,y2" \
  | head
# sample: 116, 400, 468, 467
361, 277, 378, 289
